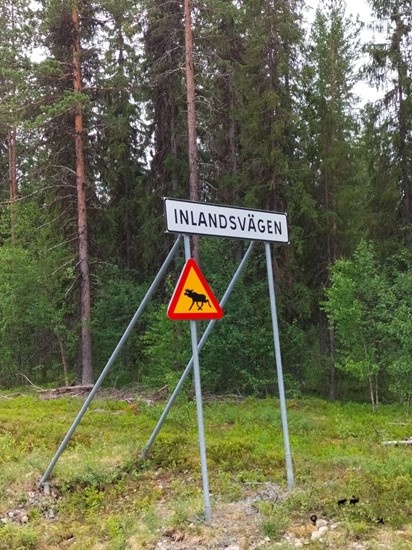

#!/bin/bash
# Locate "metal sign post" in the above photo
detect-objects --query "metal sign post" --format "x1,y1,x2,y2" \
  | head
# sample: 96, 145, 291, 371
265, 242, 294, 490
141, 241, 255, 459
163, 198, 294, 494
183, 235, 212, 522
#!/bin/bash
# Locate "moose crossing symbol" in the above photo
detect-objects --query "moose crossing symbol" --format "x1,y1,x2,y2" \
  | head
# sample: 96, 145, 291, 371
184, 289, 212, 311
168, 258, 223, 320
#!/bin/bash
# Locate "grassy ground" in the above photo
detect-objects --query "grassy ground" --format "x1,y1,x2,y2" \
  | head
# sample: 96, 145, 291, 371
0, 390, 411, 549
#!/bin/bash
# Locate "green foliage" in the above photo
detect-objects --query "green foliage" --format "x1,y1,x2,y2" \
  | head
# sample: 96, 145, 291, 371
324, 241, 412, 405
140, 305, 191, 389
323, 241, 383, 405
0, 231, 75, 385
92, 263, 147, 385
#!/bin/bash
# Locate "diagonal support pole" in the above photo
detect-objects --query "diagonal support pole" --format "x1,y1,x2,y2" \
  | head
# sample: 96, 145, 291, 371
141, 240, 255, 459
39, 236, 182, 487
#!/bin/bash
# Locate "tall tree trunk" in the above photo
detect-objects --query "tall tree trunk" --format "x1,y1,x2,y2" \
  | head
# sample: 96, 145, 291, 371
72, 4, 93, 385
326, 37, 338, 400
8, 0, 17, 236
8, 128, 17, 200
184, 0, 199, 262
392, 10, 411, 230
8, 128, 17, 237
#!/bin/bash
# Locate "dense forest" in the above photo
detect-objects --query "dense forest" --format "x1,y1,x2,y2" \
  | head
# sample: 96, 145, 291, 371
1, 0, 412, 405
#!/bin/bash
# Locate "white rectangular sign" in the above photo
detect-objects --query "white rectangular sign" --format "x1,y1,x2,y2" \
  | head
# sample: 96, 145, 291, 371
164, 198, 288, 243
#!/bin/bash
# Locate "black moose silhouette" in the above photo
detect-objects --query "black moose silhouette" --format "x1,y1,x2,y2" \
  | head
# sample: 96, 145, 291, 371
184, 289, 212, 311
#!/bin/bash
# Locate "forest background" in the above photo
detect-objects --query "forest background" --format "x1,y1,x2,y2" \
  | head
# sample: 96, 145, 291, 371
1, 0, 412, 408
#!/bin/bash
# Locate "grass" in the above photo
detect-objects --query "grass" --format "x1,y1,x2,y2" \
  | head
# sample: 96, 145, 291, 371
0, 390, 411, 548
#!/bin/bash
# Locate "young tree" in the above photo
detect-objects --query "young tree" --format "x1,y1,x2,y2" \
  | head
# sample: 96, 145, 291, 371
323, 241, 384, 409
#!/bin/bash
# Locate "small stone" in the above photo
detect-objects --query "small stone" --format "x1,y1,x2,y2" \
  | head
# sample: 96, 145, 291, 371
226, 545, 240, 550
311, 526, 328, 541
316, 519, 328, 528
20, 515, 29, 524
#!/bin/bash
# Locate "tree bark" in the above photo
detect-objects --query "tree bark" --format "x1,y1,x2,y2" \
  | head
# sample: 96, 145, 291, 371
326, 36, 338, 400
8, 129, 17, 200
72, 4, 93, 385
184, 0, 200, 262
392, 10, 411, 230
8, 0, 17, 236
7, 128, 17, 237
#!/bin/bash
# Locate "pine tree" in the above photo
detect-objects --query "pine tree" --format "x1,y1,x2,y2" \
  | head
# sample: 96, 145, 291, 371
91, 0, 147, 271
365, 0, 412, 243
300, 0, 362, 398
194, 0, 244, 206
143, 0, 188, 264
35, 0, 97, 384
0, 0, 34, 215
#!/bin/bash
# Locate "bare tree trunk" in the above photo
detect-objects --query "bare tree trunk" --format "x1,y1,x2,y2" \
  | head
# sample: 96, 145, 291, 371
329, 320, 337, 400
7, 128, 17, 238
387, 9, 411, 231
8, 0, 17, 237
72, 4, 93, 385
8, 128, 17, 200
184, 0, 199, 262
326, 37, 338, 400
368, 375, 376, 412
56, 330, 70, 386
375, 374, 379, 408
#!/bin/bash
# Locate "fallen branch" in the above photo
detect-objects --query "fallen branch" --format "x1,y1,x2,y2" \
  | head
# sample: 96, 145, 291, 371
39, 384, 94, 393
381, 438, 412, 446
39, 385, 94, 400
0, 392, 22, 399
19, 373, 43, 391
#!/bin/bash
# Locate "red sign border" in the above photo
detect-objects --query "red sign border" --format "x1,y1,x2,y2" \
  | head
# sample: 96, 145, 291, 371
168, 258, 223, 320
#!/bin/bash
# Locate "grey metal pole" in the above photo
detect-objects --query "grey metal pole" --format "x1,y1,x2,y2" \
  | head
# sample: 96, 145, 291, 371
265, 242, 294, 491
184, 236, 212, 522
141, 241, 255, 459
39, 236, 182, 487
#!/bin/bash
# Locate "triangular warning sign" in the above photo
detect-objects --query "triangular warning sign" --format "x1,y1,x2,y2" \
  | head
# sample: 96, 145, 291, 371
168, 259, 223, 320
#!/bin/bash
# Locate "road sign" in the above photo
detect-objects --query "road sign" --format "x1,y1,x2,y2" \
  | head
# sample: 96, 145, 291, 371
164, 198, 288, 243
168, 258, 223, 320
